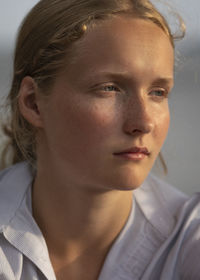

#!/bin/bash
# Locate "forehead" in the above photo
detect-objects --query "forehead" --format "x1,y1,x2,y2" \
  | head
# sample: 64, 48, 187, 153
64, 17, 174, 81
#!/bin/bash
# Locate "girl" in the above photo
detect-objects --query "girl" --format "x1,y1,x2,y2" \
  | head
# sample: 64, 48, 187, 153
0, 0, 200, 279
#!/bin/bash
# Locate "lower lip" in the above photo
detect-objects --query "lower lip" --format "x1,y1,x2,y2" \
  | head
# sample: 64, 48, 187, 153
114, 152, 148, 160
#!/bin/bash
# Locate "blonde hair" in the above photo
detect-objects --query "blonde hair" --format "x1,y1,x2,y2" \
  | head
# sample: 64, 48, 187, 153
0, 0, 185, 169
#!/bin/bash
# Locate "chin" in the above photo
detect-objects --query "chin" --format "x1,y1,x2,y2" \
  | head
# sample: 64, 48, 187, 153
102, 159, 153, 190
111, 161, 156, 191
111, 178, 145, 191
102, 170, 149, 192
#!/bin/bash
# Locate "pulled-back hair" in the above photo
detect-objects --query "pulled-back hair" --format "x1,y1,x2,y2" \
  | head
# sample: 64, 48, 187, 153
0, 0, 185, 169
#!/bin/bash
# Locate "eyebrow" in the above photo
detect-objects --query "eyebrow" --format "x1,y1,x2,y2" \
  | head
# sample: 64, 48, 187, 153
151, 77, 174, 87
90, 71, 174, 87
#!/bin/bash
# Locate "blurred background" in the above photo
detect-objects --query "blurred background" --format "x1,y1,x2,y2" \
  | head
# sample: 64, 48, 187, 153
0, 0, 199, 194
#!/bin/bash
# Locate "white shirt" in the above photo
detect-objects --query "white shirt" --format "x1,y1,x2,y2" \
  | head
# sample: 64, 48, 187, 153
0, 162, 200, 280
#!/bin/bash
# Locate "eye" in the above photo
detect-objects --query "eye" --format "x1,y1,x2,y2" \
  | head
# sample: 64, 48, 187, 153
149, 89, 168, 98
101, 85, 120, 93
90, 83, 123, 98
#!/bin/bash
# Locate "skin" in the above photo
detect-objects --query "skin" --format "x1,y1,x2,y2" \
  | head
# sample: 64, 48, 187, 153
19, 16, 174, 280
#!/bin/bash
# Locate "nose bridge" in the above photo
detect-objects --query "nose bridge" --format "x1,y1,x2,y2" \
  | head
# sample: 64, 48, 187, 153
123, 92, 154, 134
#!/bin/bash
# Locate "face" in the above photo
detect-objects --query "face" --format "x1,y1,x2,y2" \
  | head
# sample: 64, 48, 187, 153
38, 17, 174, 191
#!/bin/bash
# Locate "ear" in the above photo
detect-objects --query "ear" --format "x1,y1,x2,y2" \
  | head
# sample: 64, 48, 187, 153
18, 76, 44, 128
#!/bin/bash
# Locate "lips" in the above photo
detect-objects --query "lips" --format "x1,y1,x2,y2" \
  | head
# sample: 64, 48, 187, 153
113, 147, 150, 160
114, 147, 150, 155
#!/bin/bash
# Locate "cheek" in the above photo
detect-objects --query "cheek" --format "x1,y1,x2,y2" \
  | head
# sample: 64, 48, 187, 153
76, 105, 118, 144
155, 108, 170, 143
55, 99, 119, 148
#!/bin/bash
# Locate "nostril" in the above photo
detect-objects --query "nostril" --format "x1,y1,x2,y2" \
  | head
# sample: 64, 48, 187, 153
132, 128, 143, 134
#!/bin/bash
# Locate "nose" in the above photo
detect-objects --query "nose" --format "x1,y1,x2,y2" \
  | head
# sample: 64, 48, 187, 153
122, 95, 154, 136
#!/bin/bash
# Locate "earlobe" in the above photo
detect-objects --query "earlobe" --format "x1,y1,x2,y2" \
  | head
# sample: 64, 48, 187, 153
18, 76, 44, 128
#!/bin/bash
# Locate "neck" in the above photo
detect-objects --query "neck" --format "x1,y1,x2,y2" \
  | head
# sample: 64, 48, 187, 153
32, 163, 133, 263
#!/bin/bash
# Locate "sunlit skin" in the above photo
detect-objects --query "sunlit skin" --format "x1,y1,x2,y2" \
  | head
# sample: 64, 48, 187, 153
19, 17, 174, 280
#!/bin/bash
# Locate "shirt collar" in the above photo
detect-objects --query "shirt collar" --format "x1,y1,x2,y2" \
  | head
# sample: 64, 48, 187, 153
0, 162, 56, 279
0, 162, 34, 232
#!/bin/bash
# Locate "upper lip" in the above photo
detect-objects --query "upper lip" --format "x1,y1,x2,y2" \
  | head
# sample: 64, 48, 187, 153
114, 147, 150, 155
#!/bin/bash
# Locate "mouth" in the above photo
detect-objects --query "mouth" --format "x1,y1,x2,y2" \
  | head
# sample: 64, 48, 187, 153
113, 147, 150, 161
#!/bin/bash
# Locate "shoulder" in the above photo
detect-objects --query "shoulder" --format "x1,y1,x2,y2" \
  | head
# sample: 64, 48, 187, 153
134, 175, 200, 278
0, 162, 34, 230
176, 193, 200, 278
162, 194, 200, 279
